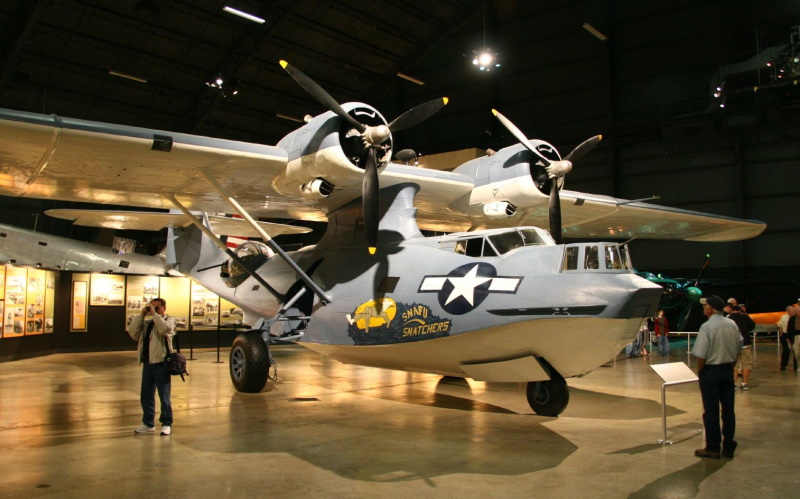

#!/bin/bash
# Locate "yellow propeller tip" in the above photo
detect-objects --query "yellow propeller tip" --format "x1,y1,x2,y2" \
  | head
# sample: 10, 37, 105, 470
491, 109, 498, 116
368, 247, 377, 255
279, 60, 288, 68
443, 97, 449, 105
598, 134, 603, 141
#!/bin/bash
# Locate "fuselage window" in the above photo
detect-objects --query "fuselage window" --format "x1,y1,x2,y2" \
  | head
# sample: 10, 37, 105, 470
605, 244, 631, 270
584, 245, 599, 270
605, 245, 622, 269
563, 246, 579, 270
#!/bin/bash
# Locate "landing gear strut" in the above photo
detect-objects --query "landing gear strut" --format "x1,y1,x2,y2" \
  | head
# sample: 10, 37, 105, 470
526, 374, 569, 417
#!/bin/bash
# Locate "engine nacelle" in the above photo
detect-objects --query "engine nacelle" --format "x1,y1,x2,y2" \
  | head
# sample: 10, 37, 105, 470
448, 142, 563, 217
272, 103, 392, 198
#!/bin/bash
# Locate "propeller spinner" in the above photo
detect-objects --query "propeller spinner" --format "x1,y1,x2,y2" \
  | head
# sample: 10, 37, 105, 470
491, 109, 601, 244
280, 60, 448, 254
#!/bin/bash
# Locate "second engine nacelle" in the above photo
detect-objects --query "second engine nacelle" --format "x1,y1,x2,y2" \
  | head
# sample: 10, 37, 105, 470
448, 142, 562, 217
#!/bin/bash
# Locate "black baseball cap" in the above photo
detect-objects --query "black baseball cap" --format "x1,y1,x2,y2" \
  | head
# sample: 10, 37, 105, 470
700, 295, 726, 312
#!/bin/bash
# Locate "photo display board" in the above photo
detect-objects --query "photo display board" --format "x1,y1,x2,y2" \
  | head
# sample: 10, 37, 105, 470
190, 282, 220, 329
159, 276, 190, 330
71, 274, 89, 332
125, 275, 160, 328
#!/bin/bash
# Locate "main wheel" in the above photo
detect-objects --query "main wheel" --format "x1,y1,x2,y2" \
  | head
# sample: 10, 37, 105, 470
526, 377, 569, 417
230, 331, 270, 393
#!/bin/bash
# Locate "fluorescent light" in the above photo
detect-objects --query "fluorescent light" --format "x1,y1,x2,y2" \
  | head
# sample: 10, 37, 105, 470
276, 113, 304, 123
108, 70, 148, 83
223, 6, 265, 24
582, 22, 607, 41
397, 72, 425, 86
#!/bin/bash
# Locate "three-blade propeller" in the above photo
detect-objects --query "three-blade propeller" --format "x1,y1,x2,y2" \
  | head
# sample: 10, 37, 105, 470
492, 109, 601, 244
280, 60, 447, 253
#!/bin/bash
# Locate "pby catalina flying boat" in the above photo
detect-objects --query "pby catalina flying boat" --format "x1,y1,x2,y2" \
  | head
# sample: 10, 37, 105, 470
0, 62, 765, 415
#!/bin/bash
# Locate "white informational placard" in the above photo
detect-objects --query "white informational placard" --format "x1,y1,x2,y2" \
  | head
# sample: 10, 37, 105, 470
650, 362, 698, 384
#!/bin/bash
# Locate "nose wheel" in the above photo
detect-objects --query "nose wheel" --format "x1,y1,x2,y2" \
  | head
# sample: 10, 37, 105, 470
526, 375, 569, 417
230, 331, 273, 393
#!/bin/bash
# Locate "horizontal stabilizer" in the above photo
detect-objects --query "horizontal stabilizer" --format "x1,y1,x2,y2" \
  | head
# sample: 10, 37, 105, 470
45, 209, 312, 237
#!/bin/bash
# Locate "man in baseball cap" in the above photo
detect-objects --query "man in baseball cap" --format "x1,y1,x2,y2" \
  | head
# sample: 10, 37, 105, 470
700, 295, 726, 312
692, 295, 742, 459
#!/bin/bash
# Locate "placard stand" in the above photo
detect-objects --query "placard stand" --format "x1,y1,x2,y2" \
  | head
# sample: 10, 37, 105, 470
650, 362, 699, 444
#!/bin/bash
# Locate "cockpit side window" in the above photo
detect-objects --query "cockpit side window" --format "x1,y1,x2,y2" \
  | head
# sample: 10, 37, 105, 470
464, 238, 483, 257
563, 246, 579, 270
584, 246, 599, 269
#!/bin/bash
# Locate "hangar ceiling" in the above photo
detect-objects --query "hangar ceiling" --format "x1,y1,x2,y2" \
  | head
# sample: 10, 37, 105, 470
1, 0, 800, 283
2, 0, 800, 153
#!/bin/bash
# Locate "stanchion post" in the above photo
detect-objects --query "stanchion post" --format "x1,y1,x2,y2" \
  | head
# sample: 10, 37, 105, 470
214, 320, 223, 363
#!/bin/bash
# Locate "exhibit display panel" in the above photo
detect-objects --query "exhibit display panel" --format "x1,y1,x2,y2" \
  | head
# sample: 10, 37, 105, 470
0, 266, 57, 337
125, 275, 160, 328
190, 282, 220, 329
90, 274, 125, 306
70, 274, 89, 332
159, 276, 190, 330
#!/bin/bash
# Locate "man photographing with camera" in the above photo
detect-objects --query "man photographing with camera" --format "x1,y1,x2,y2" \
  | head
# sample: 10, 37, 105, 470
127, 297, 176, 436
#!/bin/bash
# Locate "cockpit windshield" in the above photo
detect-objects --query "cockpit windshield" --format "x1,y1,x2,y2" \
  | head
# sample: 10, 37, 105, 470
488, 228, 549, 255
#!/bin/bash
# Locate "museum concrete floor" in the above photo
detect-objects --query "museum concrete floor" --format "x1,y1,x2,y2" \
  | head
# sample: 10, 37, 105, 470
1, 340, 798, 498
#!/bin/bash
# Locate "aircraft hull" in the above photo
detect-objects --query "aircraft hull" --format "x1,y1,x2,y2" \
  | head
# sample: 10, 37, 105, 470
300, 315, 649, 381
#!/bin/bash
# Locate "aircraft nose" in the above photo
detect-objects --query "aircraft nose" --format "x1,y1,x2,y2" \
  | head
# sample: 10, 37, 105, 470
619, 281, 662, 319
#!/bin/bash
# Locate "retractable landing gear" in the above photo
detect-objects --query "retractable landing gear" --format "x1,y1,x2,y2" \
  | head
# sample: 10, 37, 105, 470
230, 331, 273, 393
526, 373, 569, 417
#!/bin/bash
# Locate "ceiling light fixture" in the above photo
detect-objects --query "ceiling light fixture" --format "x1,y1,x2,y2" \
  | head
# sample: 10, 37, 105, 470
582, 22, 608, 41
206, 74, 239, 99
397, 72, 425, 85
222, 6, 265, 24
472, 1, 500, 71
108, 70, 148, 83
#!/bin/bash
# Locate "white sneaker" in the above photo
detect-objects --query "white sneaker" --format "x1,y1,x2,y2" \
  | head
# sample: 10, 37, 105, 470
134, 425, 155, 434
160, 425, 171, 436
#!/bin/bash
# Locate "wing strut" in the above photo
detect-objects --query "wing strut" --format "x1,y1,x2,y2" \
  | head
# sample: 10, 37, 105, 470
164, 195, 284, 300
194, 169, 331, 305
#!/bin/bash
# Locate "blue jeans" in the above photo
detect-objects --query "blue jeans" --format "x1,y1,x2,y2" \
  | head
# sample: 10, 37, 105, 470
141, 362, 172, 427
657, 335, 670, 356
698, 363, 736, 453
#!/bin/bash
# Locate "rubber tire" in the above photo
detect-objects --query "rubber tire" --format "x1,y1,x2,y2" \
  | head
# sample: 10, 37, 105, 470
526, 377, 569, 417
230, 331, 270, 393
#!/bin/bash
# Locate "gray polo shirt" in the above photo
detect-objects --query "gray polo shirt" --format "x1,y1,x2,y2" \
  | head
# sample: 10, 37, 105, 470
692, 313, 742, 365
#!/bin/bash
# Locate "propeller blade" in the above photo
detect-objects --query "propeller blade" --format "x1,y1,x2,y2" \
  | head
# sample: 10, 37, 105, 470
564, 135, 602, 162
280, 60, 365, 133
549, 177, 562, 244
388, 97, 449, 133
677, 302, 695, 332
363, 148, 380, 254
491, 109, 552, 165
693, 254, 711, 287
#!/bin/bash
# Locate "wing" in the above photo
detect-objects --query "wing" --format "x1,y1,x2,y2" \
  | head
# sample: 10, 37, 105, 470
0, 107, 765, 242
0, 108, 292, 215
44, 209, 311, 237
